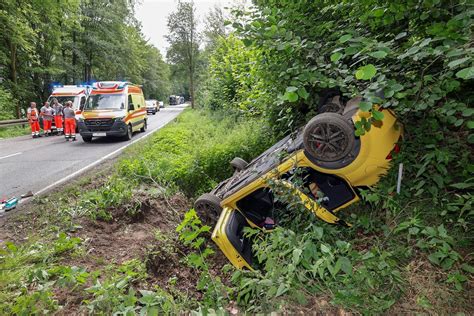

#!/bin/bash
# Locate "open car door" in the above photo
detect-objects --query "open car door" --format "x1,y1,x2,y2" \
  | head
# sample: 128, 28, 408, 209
211, 207, 254, 270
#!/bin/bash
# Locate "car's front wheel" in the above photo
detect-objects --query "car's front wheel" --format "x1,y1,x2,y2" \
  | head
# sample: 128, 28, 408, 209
194, 193, 222, 224
123, 124, 133, 140
230, 157, 248, 172
303, 113, 355, 163
82, 135, 92, 142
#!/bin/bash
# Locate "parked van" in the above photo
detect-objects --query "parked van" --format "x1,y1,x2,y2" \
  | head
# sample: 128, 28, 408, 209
43, 85, 90, 131
78, 81, 147, 142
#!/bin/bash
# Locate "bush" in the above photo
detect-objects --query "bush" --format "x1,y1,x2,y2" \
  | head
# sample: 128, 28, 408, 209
118, 109, 274, 197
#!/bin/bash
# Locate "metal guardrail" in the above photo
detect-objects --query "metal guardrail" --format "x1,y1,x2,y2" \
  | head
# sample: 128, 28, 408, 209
0, 118, 28, 127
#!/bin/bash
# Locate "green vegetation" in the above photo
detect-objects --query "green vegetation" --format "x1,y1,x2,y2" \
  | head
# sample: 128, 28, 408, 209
1, 0, 473, 314
0, 0, 170, 118
118, 109, 273, 197
0, 125, 30, 139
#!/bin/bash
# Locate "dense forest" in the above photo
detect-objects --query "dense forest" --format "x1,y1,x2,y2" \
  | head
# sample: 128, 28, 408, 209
0, 0, 170, 120
0, 0, 473, 314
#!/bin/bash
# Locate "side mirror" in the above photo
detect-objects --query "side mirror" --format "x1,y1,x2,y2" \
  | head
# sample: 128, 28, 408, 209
128, 103, 134, 111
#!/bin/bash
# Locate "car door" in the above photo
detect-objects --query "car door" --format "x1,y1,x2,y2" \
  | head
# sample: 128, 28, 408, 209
211, 207, 254, 270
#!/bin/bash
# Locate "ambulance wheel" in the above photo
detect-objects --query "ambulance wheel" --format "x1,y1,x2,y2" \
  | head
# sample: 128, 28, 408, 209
230, 157, 248, 171
194, 193, 222, 224
124, 124, 133, 140
82, 136, 92, 142
303, 113, 354, 162
140, 120, 147, 132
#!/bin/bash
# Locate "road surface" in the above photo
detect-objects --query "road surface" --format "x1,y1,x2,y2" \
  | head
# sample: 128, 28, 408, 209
0, 105, 186, 201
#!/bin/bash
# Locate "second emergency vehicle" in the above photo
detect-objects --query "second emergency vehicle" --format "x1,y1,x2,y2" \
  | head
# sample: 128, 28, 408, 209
78, 81, 147, 142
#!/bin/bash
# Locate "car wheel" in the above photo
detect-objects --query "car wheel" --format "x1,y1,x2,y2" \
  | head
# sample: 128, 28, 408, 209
124, 124, 133, 140
140, 120, 147, 132
194, 193, 222, 224
230, 157, 248, 171
82, 136, 92, 142
303, 113, 355, 162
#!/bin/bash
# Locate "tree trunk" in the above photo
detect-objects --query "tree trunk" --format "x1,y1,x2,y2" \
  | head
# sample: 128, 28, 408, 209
189, 67, 195, 109
72, 30, 77, 83
9, 40, 20, 118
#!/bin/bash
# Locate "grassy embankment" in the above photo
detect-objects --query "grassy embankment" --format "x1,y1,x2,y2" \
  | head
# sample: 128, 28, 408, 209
0, 125, 30, 139
0, 109, 472, 314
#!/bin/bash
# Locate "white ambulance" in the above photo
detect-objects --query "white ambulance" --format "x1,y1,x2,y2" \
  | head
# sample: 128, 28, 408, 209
47, 85, 91, 119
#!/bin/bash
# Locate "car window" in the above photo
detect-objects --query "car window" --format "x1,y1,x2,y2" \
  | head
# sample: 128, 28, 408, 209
128, 94, 134, 111
131, 94, 143, 109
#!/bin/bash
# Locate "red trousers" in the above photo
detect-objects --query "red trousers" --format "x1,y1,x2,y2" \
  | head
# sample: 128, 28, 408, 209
54, 115, 63, 130
64, 118, 76, 137
30, 120, 40, 134
43, 120, 52, 132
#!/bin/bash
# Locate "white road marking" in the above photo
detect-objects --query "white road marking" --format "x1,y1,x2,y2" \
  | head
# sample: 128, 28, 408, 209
0, 152, 22, 160
20, 117, 175, 203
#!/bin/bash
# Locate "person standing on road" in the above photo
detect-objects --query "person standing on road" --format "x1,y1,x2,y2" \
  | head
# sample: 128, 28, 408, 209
27, 102, 41, 138
51, 98, 64, 135
63, 101, 76, 141
40, 101, 54, 137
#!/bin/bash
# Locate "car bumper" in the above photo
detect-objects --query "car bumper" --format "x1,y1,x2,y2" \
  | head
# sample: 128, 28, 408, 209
146, 108, 158, 112
78, 120, 128, 137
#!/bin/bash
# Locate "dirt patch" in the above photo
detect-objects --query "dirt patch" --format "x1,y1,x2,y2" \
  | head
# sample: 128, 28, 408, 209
64, 192, 189, 270
390, 259, 473, 314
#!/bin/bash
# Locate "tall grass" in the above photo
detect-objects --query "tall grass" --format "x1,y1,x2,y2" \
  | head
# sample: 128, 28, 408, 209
118, 109, 274, 197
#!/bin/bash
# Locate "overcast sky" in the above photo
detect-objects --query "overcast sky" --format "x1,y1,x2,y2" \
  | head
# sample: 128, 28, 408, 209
135, 0, 234, 58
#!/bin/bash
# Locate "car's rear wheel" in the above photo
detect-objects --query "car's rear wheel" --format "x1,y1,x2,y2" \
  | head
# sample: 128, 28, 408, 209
303, 113, 355, 162
194, 193, 222, 224
140, 120, 147, 132
230, 157, 248, 171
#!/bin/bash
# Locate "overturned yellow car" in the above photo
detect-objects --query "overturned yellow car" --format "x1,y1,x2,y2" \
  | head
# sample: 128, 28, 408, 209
194, 96, 403, 269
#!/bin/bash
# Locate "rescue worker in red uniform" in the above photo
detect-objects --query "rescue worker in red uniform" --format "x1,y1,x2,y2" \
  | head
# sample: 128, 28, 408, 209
40, 101, 54, 136
63, 101, 77, 141
27, 102, 41, 138
51, 98, 64, 135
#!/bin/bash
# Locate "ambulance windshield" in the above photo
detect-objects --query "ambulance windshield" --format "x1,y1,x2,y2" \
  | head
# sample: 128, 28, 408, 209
85, 94, 125, 110
48, 96, 75, 105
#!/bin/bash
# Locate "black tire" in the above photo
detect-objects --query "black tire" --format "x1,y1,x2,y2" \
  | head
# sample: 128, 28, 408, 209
230, 157, 248, 171
124, 124, 133, 140
194, 193, 222, 224
140, 120, 147, 132
303, 113, 355, 162
153, 111, 156, 115
82, 135, 92, 142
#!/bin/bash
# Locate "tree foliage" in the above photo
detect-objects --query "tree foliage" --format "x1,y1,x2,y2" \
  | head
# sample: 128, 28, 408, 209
0, 0, 169, 116
166, 0, 200, 108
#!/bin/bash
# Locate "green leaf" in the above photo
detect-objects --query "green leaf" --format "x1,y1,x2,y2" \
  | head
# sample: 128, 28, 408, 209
450, 182, 473, 189
337, 257, 352, 275
466, 121, 474, 129
359, 101, 372, 112
286, 86, 298, 92
320, 244, 331, 253
297, 87, 310, 99
284, 91, 299, 102
339, 34, 352, 43
447, 57, 470, 69
372, 110, 385, 121
372, 8, 385, 17
461, 263, 474, 274
455, 67, 474, 80
242, 39, 253, 47
276, 282, 287, 297
369, 51, 387, 59
355, 64, 377, 80
330, 52, 343, 62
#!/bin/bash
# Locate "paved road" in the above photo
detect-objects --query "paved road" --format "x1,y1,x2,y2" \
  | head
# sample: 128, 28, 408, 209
0, 105, 186, 201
